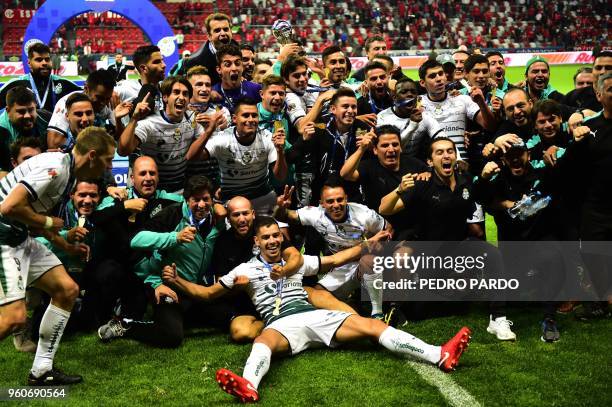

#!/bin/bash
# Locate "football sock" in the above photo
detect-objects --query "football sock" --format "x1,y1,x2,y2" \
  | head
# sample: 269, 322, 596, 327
243, 342, 271, 389
31, 304, 70, 377
378, 326, 441, 364
363, 271, 383, 316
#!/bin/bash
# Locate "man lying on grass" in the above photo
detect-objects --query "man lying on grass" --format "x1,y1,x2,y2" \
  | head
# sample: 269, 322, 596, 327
162, 216, 472, 403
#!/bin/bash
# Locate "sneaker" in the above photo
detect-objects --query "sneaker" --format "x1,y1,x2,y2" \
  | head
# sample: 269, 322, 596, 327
438, 326, 471, 372
28, 367, 82, 386
575, 302, 611, 321
13, 319, 37, 353
216, 368, 259, 403
541, 318, 560, 343
383, 304, 408, 328
486, 316, 517, 341
97, 319, 128, 343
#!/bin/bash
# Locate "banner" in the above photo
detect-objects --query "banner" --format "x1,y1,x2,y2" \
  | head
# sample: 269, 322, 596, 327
350, 51, 594, 70
0, 61, 78, 76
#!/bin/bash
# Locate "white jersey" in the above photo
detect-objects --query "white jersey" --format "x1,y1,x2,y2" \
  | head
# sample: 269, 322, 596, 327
205, 127, 277, 200
135, 111, 204, 193
285, 92, 317, 126
185, 105, 230, 180
219, 254, 320, 325
297, 203, 386, 254
48, 91, 116, 137
0, 152, 73, 215
377, 107, 445, 155
420, 94, 480, 159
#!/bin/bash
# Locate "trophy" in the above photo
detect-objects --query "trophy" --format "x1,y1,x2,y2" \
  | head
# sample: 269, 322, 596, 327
272, 19, 306, 56
272, 19, 296, 45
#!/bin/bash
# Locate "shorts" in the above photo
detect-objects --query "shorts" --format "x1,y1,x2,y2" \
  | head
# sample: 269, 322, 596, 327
0, 237, 62, 306
317, 262, 360, 297
266, 309, 353, 355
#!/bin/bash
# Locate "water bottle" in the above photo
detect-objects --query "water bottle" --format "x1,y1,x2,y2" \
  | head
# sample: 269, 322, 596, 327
507, 194, 533, 219
524, 195, 551, 219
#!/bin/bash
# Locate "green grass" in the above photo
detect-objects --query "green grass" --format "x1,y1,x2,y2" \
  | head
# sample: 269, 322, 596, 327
1, 305, 610, 406
1, 64, 586, 95
401, 64, 586, 95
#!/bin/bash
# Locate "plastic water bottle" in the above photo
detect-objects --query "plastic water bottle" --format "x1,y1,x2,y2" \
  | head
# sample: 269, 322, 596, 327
522, 195, 551, 219
507, 195, 533, 219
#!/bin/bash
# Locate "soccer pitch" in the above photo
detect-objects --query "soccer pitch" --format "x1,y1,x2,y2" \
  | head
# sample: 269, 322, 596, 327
1, 305, 610, 405
1, 62, 610, 405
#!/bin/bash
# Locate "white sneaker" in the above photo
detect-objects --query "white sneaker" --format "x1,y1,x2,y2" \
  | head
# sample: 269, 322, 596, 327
487, 316, 517, 341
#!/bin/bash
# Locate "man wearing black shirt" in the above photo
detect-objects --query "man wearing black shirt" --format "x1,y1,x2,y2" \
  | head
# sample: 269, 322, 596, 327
356, 62, 394, 116
483, 88, 535, 160
288, 88, 369, 204
0, 87, 50, 172
89, 157, 183, 320
0, 43, 80, 112
559, 73, 612, 318
107, 53, 131, 82
564, 51, 612, 112
477, 143, 565, 342
380, 137, 515, 340
340, 125, 428, 239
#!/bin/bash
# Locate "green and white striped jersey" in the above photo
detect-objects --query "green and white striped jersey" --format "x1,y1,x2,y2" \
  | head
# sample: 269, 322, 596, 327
219, 254, 320, 325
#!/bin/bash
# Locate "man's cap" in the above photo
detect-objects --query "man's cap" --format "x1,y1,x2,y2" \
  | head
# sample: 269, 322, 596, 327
436, 54, 456, 67
525, 56, 549, 74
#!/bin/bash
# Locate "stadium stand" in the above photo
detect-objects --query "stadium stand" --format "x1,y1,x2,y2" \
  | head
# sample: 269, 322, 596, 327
1, 0, 608, 57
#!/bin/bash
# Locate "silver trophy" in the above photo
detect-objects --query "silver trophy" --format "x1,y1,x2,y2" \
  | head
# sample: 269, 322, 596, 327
272, 19, 296, 45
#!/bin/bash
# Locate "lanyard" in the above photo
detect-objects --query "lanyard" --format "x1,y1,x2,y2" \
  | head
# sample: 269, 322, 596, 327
188, 209, 211, 231
326, 119, 354, 175
368, 91, 390, 114
28, 73, 54, 109
220, 82, 245, 111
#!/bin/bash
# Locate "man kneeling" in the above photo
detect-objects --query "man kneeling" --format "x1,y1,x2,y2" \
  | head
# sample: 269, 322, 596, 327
163, 216, 472, 403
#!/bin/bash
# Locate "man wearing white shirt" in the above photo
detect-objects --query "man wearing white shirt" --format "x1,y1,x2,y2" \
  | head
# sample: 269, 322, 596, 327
377, 77, 444, 160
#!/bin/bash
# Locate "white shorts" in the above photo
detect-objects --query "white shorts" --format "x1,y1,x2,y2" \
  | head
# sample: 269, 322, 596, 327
266, 309, 353, 355
0, 236, 62, 306
317, 261, 360, 296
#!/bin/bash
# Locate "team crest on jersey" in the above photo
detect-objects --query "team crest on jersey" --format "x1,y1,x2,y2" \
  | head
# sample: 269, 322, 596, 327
173, 128, 182, 142
150, 204, 162, 218
54, 83, 63, 94
462, 188, 470, 200
47, 169, 58, 179
242, 151, 253, 163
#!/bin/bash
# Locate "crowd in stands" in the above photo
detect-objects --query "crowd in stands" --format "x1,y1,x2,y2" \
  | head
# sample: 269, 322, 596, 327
1, 0, 609, 59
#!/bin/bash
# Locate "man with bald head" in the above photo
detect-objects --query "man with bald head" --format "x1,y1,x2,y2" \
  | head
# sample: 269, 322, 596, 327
89, 156, 183, 321
208, 196, 301, 342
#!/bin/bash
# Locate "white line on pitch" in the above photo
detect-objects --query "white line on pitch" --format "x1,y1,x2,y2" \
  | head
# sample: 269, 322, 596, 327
406, 361, 481, 407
